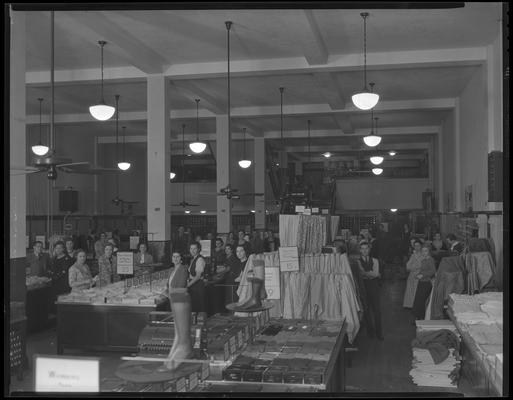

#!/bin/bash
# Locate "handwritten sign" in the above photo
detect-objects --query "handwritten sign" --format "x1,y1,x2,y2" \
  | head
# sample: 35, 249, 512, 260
295, 205, 305, 213
264, 266, 280, 300
200, 240, 211, 258
116, 252, 134, 275
34, 355, 100, 392
278, 246, 299, 272
129, 236, 140, 250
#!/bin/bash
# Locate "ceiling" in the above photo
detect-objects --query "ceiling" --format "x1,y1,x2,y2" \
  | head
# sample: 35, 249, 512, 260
21, 3, 502, 168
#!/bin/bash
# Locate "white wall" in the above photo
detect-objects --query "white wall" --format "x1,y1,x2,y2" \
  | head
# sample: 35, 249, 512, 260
335, 178, 430, 211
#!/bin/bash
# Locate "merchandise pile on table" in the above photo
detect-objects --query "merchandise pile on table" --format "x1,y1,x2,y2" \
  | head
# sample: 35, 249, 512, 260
448, 291, 503, 393
57, 269, 172, 305
410, 320, 461, 388
26, 276, 51, 290
222, 319, 343, 386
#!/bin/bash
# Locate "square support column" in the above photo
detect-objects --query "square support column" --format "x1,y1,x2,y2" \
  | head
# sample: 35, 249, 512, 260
9, 10, 27, 302
254, 137, 266, 229
216, 115, 231, 234
147, 75, 171, 261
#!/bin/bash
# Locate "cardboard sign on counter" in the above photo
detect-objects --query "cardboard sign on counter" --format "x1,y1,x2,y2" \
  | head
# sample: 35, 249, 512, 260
279, 246, 299, 272
34, 355, 100, 392
264, 266, 280, 299
116, 252, 134, 275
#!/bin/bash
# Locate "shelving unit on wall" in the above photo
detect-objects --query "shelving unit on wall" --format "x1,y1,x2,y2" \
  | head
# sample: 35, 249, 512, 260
339, 213, 378, 235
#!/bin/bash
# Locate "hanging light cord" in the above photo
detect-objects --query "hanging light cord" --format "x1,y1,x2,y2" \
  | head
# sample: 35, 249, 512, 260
226, 21, 232, 145
115, 95, 120, 196
307, 119, 311, 163
280, 87, 284, 146
182, 124, 186, 202
50, 11, 55, 151
195, 99, 200, 141
374, 117, 379, 135
38, 98, 43, 144
122, 126, 126, 162
243, 128, 247, 159
99, 41, 106, 103
362, 12, 368, 90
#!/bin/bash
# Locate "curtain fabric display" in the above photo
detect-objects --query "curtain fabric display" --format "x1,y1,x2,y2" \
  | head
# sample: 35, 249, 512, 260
464, 251, 495, 294
233, 251, 361, 343
279, 214, 328, 253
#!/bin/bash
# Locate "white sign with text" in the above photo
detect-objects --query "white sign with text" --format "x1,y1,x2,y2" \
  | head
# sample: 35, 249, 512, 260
34, 355, 100, 392
278, 246, 300, 272
116, 252, 134, 275
264, 266, 280, 300
129, 236, 140, 250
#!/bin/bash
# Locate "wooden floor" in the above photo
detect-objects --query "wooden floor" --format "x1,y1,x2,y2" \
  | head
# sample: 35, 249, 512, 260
344, 263, 468, 396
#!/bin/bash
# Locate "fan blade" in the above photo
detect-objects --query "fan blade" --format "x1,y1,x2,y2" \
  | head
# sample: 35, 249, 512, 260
11, 165, 40, 171
185, 203, 200, 207
57, 161, 90, 168
10, 169, 44, 176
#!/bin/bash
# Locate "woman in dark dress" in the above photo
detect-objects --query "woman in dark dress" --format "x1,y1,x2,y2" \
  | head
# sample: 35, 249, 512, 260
224, 244, 243, 304
49, 241, 74, 311
187, 241, 207, 319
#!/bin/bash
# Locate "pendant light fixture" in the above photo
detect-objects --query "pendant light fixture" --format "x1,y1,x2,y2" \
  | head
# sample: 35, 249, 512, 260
32, 98, 50, 156
372, 167, 383, 175
352, 12, 380, 110
189, 98, 207, 154
170, 172, 176, 180
370, 156, 384, 165
390, 208, 398, 212
363, 105, 382, 147
388, 150, 397, 156
238, 127, 252, 168
89, 41, 115, 121
323, 152, 332, 158
117, 126, 131, 170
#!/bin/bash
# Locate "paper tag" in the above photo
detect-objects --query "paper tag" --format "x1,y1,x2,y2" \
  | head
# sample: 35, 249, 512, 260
34, 355, 99, 392
279, 247, 299, 272
116, 252, 134, 275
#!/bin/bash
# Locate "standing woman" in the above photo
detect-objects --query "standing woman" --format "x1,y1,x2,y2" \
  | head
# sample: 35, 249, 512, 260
68, 250, 99, 292
50, 241, 74, 297
187, 242, 207, 319
412, 245, 437, 320
98, 244, 118, 287
403, 240, 424, 309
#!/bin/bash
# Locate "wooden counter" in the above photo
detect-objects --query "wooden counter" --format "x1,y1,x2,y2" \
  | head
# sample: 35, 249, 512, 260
56, 302, 156, 354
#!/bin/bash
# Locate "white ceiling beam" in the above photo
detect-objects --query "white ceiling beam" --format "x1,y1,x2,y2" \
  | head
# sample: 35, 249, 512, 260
26, 47, 487, 85
332, 115, 354, 134
284, 143, 430, 152
56, 12, 167, 74
170, 81, 226, 115
312, 72, 346, 109
26, 67, 146, 86
264, 126, 438, 139
301, 11, 329, 65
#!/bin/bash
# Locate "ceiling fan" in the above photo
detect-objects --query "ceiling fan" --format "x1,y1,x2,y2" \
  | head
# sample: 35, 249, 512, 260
173, 124, 199, 208
217, 184, 264, 200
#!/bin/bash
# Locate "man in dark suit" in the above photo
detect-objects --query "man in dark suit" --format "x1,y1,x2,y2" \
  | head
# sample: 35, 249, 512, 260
446, 234, 464, 255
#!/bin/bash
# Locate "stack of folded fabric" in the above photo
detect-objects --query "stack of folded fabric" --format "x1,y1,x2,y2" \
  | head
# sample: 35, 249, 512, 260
410, 329, 461, 388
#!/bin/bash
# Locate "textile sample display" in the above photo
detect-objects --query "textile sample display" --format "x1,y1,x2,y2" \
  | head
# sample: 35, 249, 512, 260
330, 216, 340, 243
430, 256, 465, 320
464, 251, 495, 294
279, 214, 328, 254
279, 215, 301, 247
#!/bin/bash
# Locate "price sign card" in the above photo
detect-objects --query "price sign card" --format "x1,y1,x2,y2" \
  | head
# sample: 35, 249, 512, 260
264, 266, 280, 299
34, 355, 100, 392
116, 252, 134, 275
279, 246, 299, 272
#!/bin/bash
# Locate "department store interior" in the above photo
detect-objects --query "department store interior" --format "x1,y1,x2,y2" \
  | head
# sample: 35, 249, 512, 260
6, 2, 508, 397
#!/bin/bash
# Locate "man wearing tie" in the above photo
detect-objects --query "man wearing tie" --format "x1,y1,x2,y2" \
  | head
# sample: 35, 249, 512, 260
357, 241, 384, 340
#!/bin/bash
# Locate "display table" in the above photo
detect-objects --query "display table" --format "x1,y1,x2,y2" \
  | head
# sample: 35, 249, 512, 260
447, 292, 503, 396
57, 302, 156, 354
26, 283, 53, 333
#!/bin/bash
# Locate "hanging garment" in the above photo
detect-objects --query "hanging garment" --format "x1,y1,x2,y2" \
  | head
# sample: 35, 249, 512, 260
338, 274, 361, 343
465, 251, 495, 294
430, 257, 465, 320
279, 215, 301, 247
282, 272, 294, 319
330, 216, 340, 243
403, 252, 423, 308
309, 274, 324, 320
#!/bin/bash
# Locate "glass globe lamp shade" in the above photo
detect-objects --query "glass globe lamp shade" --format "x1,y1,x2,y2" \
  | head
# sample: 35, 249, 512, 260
372, 167, 383, 175
117, 161, 131, 171
189, 142, 207, 154
390, 208, 398, 212
351, 91, 379, 110
363, 135, 382, 147
89, 103, 115, 121
32, 144, 49, 156
238, 159, 252, 169
323, 152, 332, 158
388, 151, 396, 156
185, 210, 191, 214
370, 156, 384, 165
169, 172, 176, 180
200, 210, 206, 214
